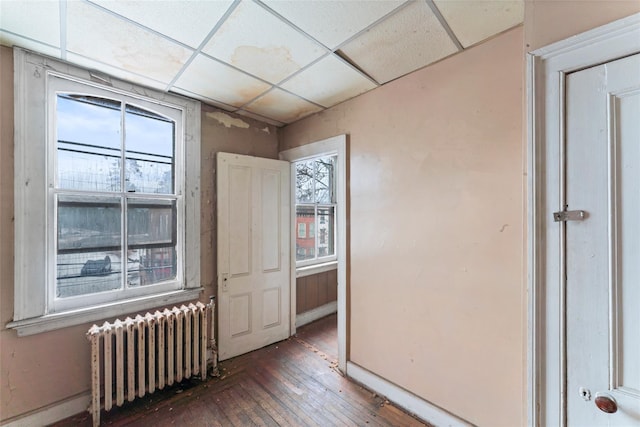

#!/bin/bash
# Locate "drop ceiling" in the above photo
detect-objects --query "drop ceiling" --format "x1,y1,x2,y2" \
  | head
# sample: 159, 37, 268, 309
0, 0, 523, 126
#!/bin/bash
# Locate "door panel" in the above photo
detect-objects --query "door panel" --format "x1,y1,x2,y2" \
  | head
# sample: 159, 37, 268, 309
614, 88, 640, 400
229, 165, 251, 276
217, 153, 290, 361
566, 54, 640, 426
262, 169, 282, 272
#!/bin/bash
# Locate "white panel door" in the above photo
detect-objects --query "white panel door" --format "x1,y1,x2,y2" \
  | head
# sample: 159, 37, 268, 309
566, 53, 640, 426
217, 152, 290, 361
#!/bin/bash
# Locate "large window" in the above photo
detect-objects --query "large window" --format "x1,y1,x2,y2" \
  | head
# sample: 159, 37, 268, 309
51, 87, 183, 311
11, 49, 201, 335
294, 155, 337, 265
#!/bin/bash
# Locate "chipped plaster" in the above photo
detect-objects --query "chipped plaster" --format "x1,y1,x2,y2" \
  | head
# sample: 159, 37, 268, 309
205, 111, 250, 129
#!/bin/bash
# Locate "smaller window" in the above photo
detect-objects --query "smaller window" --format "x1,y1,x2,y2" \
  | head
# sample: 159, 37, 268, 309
294, 155, 337, 266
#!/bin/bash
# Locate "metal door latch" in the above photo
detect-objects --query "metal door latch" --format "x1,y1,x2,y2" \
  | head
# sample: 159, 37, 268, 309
553, 210, 586, 222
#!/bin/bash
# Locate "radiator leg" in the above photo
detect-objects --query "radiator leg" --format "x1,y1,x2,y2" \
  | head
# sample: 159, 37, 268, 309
209, 297, 219, 377
87, 326, 101, 427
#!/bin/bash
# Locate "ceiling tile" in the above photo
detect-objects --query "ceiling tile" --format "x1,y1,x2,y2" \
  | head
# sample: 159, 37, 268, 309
244, 88, 323, 124
434, 0, 524, 48
262, 0, 406, 49
66, 1, 193, 84
340, 1, 458, 84
65, 52, 168, 92
174, 54, 272, 108
235, 109, 286, 128
171, 86, 237, 112
0, 0, 60, 47
281, 54, 377, 108
201, 0, 325, 84
90, 0, 233, 48
0, 31, 61, 59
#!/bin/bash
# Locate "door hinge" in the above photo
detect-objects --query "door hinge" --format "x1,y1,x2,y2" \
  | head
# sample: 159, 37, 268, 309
553, 210, 586, 222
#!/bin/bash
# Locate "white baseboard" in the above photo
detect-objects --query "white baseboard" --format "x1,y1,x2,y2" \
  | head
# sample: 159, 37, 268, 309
0, 392, 90, 427
295, 301, 337, 328
347, 362, 476, 427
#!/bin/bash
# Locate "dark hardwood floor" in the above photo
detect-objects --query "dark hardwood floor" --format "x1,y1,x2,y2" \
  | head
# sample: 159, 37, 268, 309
51, 314, 429, 427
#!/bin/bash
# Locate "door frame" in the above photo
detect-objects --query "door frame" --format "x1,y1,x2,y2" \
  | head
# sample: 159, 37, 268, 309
527, 13, 640, 427
280, 134, 348, 373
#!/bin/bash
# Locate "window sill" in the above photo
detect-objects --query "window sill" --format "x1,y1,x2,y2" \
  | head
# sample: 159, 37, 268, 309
296, 261, 338, 278
7, 288, 203, 337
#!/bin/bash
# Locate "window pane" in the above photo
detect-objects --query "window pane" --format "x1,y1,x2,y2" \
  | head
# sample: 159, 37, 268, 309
317, 206, 335, 258
127, 199, 177, 286
296, 205, 315, 261
125, 105, 175, 194
56, 195, 122, 298
295, 160, 314, 203
314, 156, 335, 204
297, 222, 306, 238
57, 94, 122, 191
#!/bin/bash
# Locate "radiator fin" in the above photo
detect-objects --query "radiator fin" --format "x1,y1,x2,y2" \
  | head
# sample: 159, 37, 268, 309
87, 302, 215, 427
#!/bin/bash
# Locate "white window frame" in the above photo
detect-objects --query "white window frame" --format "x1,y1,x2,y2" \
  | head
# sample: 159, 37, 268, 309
10, 48, 202, 336
293, 154, 338, 268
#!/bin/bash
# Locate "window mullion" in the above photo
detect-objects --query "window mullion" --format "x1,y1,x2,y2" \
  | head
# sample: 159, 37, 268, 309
121, 104, 127, 291
314, 203, 319, 262
313, 160, 318, 262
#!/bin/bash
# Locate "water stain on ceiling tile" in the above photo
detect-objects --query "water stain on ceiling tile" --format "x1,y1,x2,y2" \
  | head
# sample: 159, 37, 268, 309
66, 1, 192, 83
66, 52, 168, 92
231, 45, 299, 86
244, 88, 323, 124
175, 54, 271, 108
91, 0, 233, 48
201, 0, 325, 84
234, 110, 285, 128
0, 0, 524, 126
281, 54, 377, 107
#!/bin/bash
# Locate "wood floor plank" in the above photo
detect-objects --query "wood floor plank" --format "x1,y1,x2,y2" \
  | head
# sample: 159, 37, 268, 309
50, 314, 430, 427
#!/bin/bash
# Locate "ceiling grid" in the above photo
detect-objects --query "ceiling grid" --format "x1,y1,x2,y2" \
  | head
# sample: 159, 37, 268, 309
0, 0, 524, 125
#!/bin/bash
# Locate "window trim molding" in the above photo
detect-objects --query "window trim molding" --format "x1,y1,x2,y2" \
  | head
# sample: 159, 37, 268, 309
280, 134, 347, 373
296, 261, 338, 278
10, 48, 201, 336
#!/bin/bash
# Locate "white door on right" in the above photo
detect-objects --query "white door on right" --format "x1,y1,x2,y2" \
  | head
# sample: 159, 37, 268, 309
566, 53, 640, 426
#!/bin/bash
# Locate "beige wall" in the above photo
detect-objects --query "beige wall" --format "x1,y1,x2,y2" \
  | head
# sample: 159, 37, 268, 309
2, 1, 639, 424
281, 27, 525, 427
525, 0, 640, 51
0, 45, 279, 422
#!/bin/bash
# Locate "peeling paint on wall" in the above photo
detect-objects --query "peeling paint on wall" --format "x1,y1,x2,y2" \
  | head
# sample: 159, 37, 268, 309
205, 111, 250, 129
261, 127, 270, 134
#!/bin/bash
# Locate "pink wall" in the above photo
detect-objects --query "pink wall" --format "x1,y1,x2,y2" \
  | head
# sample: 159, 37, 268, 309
0, 44, 279, 422
2, 1, 639, 423
525, 0, 640, 51
281, 27, 526, 426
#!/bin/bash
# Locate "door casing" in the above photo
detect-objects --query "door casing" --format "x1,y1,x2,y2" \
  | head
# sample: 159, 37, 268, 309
280, 134, 348, 374
527, 12, 640, 427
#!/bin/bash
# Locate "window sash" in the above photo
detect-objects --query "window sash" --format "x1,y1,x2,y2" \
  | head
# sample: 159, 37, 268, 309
47, 74, 185, 313
294, 204, 337, 266
11, 49, 201, 335
293, 154, 338, 267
